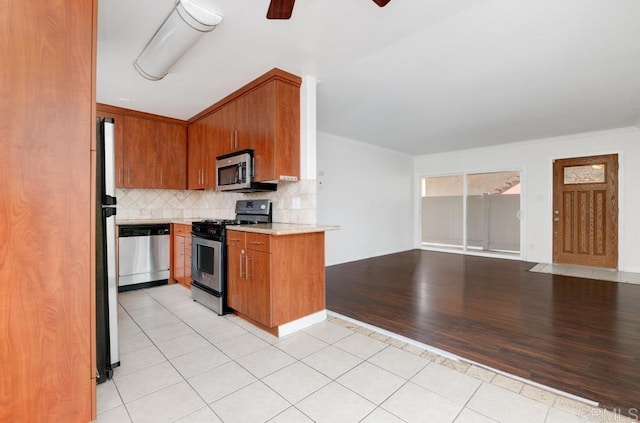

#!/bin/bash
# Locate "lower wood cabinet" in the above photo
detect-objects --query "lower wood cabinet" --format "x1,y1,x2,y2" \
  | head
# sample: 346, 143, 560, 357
171, 224, 192, 289
226, 230, 325, 329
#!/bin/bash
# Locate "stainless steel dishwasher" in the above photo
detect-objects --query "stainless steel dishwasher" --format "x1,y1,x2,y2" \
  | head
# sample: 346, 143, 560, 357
118, 223, 170, 291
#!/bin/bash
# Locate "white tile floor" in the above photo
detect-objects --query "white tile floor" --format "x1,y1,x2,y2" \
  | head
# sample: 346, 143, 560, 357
96, 284, 637, 423
529, 263, 640, 285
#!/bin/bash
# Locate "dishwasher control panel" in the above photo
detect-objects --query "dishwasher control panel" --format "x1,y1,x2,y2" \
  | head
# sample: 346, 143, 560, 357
118, 224, 170, 237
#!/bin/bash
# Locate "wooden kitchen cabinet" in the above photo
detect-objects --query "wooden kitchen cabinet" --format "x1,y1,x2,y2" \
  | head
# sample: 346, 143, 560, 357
156, 121, 187, 189
171, 224, 192, 288
187, 108, 226, 189
187, 68, 301, 187
185, 236, 192, 284
123, 115, 157, 188
97, 104, 187, 189
187, 120, 206, 189
240, 80, 299, 182
226, 243, 244, 311
226, 232, 271, 325
226, 230, 325, 330
212, 99, 241, 158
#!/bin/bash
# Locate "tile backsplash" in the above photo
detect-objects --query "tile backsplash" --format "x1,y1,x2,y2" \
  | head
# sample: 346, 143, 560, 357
115, 180, 316, 224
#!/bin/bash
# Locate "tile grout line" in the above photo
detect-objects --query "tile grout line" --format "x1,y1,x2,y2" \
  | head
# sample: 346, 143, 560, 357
122, 284, 345, 421
117, 287, 232, 421
327, 311, 601, 413
112, 284, 604, 423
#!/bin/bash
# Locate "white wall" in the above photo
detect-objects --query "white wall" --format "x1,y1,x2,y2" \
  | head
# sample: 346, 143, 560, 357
414, 127, 640, 272
317, 131, 415, 266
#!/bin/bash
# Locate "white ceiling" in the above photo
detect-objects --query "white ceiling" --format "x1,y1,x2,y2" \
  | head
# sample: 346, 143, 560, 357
97, 0, 640, 155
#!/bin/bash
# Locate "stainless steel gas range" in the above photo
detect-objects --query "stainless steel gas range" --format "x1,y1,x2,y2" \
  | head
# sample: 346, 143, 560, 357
190, 199, 272, 315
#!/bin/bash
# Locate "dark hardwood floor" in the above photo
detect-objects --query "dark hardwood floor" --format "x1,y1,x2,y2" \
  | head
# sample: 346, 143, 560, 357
325, 250, 640, 414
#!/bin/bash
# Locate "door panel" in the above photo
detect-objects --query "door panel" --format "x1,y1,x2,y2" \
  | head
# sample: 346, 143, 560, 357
123, 116, 157, 188
226, 245, 244, 312
553, 154, 618, 268
156, 122, 187, 189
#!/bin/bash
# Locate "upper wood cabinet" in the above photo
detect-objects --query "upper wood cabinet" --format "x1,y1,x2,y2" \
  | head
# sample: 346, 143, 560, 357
97, 104, 187, 189
188, 68, 301, 187
156, 121, 187, 189
187, 108, 226, 189
123, 116, 157, 188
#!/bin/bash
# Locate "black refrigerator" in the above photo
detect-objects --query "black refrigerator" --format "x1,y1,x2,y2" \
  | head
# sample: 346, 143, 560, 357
96, 117, 119, 383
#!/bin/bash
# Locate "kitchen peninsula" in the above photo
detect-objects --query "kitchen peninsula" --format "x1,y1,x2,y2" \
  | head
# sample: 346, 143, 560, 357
226, 223, 339, 336
117, 217, 338, 336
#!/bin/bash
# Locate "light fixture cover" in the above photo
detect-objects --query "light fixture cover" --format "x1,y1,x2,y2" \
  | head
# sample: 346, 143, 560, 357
134, 0, 223, 81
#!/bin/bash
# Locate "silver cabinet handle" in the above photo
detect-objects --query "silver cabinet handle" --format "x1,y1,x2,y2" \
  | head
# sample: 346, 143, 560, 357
249, 241, 264, 245
245, 255, 251, 279
239, 251, 244, 278
234, 130, 238, 149
127, 168, 131, 184
230, 132, 234, 150
160, 170, 163, 186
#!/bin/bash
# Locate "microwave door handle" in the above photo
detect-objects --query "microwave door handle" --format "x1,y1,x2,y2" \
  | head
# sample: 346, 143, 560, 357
236, 163, 244, 184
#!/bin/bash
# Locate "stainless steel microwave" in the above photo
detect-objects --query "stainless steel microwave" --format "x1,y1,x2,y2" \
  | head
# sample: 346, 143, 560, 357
215, 150, 277, 192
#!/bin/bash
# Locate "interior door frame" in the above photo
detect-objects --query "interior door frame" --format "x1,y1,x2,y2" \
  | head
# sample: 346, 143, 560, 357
552, 153, 619, 269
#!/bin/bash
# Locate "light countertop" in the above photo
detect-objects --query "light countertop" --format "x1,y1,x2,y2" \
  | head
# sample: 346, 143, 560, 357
116, 218, 205, 226
227, 223, 340, 236
116, 219, 339, 236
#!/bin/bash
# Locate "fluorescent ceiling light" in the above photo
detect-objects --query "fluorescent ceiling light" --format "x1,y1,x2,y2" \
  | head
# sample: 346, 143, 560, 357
134, 0, 223, 81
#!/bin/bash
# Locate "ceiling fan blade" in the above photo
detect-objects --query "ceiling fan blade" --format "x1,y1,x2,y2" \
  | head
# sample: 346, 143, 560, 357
267, 0, 296, 19
372, 0, 391, 7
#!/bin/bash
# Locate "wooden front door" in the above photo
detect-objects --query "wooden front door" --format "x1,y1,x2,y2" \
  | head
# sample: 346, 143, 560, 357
553, 154, 618, 268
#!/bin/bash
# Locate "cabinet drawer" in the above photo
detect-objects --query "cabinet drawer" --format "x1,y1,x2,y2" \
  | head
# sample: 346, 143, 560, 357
226, 230, 245, 247
173, 224, 191, 235
246, 233, 271, 253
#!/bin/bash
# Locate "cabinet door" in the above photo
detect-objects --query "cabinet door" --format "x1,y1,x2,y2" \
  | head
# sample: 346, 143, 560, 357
123, 116, 157, 188
184, 238, 192, 286
239, 84, 276, 181
187, 122, 204, 189
212, 104, 237, 158
173, 234, 185, 284
234, 90, 257, 153
226, 245, 245, 312
246, 250, 271, 326
188, 109, 228, 189
203, 108, 228, 186
156, 122, 187, 189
